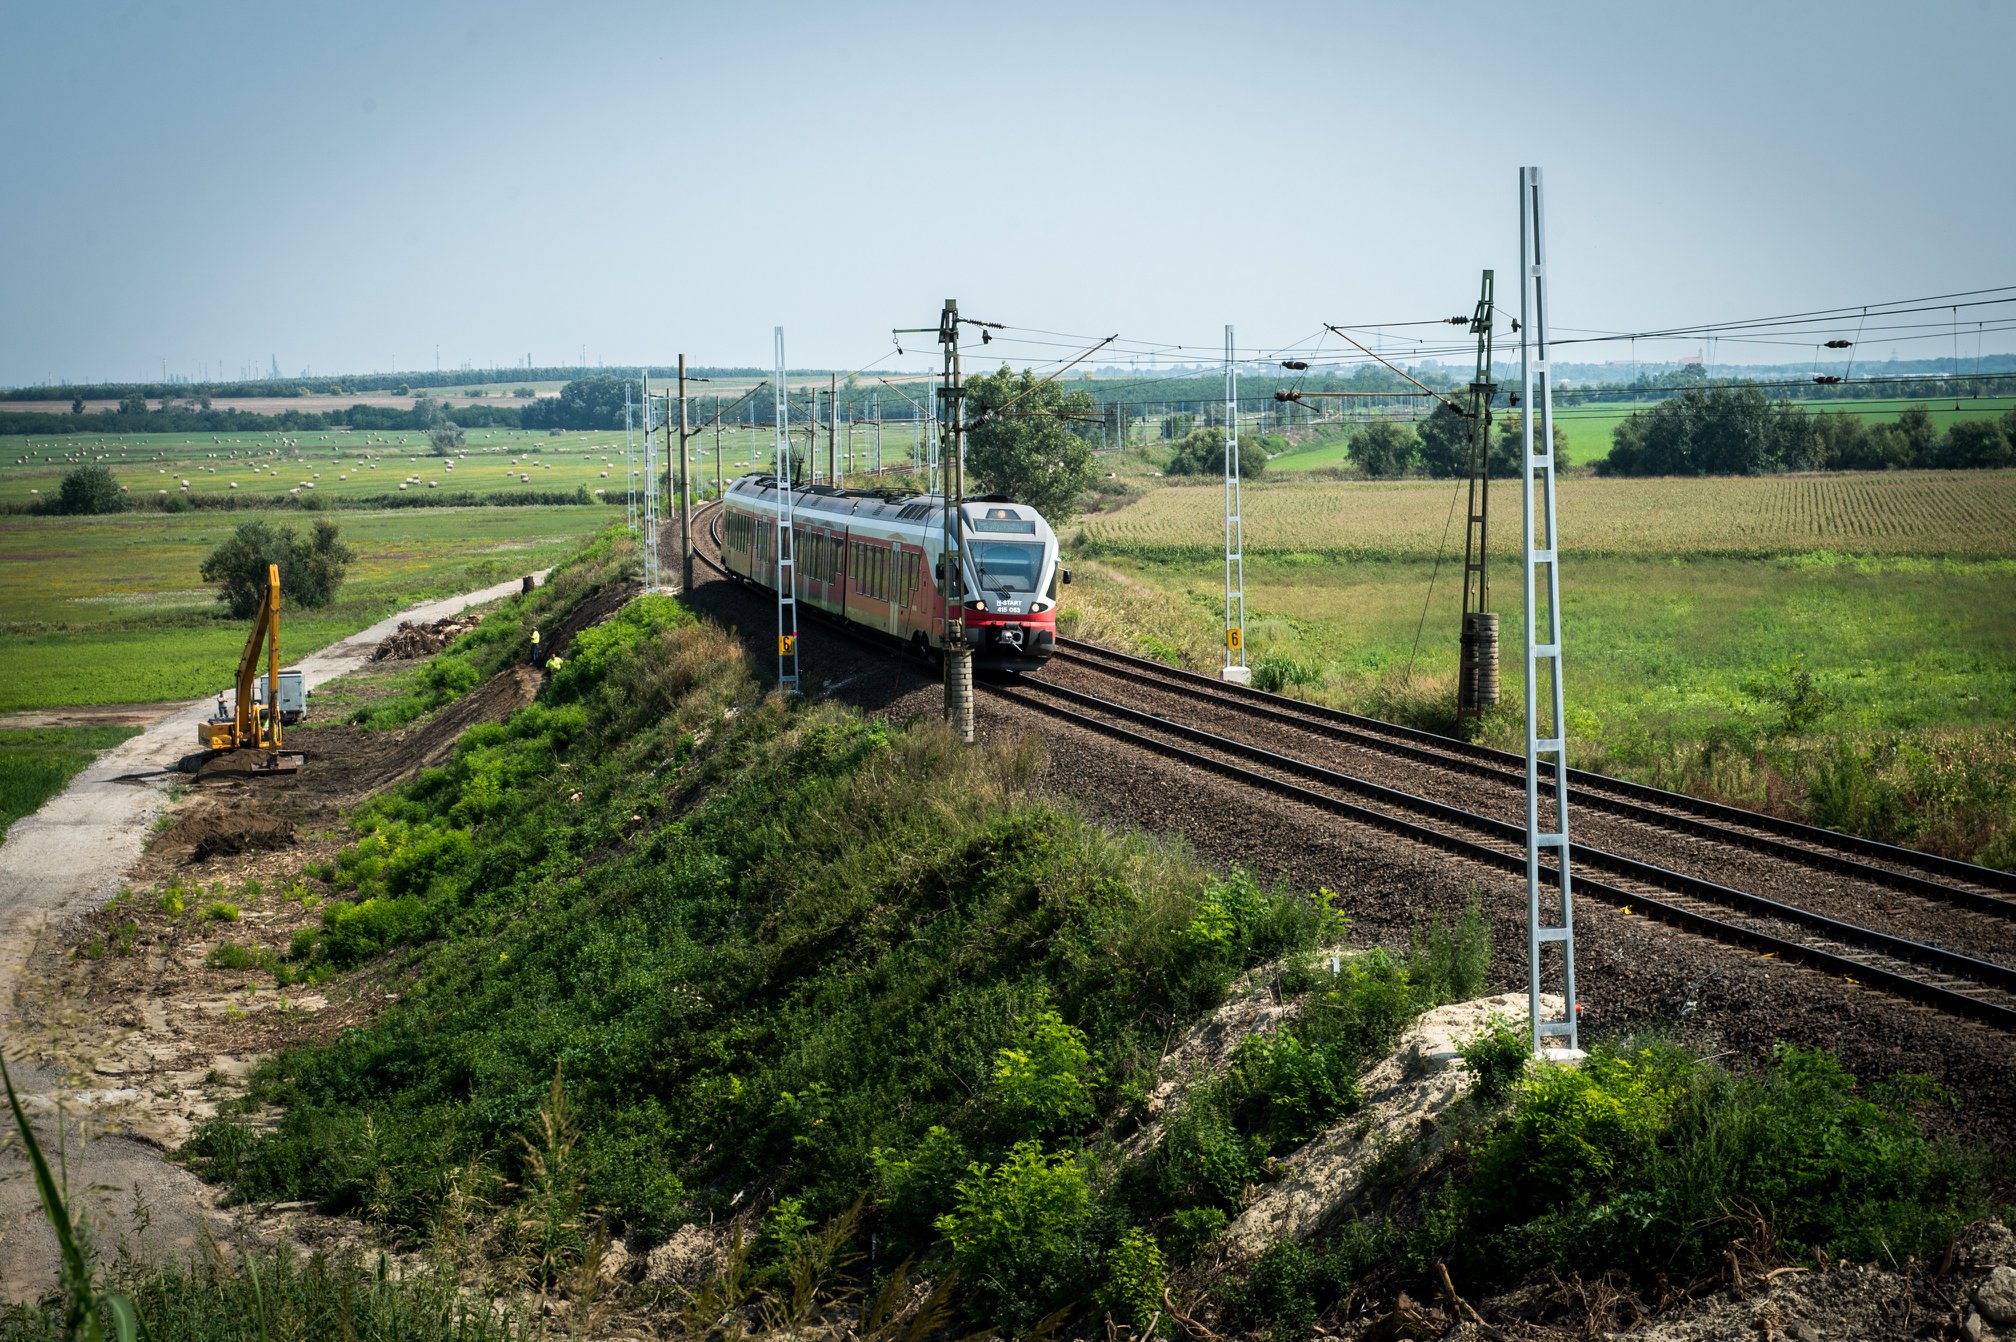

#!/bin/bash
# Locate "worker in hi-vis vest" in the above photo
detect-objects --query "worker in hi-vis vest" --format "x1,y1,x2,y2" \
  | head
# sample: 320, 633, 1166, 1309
530, 627, 543, 667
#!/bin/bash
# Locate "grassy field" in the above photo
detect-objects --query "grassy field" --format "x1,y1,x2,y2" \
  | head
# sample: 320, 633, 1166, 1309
1256, 396, 2016, 471
1063, 470, 2016, 867
0, 420, 936, 509
1077, 470, 2016, 559
0, 505, 611, 713
0, 725, 142, 830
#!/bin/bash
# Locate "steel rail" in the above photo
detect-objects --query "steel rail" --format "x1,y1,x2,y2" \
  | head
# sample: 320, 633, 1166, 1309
989, 680, 2016, 1032
1055, 636, 2016, 908
694, 507, 2014, 1030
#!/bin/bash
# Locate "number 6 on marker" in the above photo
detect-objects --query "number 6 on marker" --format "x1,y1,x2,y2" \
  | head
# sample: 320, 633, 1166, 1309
1227, 628, 1243, 650
778, 634, 796, 655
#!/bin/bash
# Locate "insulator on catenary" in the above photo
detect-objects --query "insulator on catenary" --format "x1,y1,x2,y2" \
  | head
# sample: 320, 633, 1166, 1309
1445, 316, 1468, 325
1813, 375, 1843, 384
1280, 360, 1309, 371
1273, 390, 1300, 402
1507, 393, 1521, 406
1824, 340, 1853, 349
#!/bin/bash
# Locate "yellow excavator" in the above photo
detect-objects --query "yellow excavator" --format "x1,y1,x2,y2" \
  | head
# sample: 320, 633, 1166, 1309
195, 562, 302, 774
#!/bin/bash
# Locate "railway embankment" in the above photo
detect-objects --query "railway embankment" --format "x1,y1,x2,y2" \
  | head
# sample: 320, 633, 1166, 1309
6, 523, 2012, 1340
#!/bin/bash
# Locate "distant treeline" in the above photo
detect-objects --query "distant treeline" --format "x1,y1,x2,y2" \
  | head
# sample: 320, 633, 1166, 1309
0, 365, 769, 404
2, 483, 614, 516
0, 400, 527, 437
1595, 388, 2016, 476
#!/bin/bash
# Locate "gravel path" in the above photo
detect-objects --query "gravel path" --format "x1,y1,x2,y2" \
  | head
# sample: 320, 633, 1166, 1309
0, 571, 546, 1304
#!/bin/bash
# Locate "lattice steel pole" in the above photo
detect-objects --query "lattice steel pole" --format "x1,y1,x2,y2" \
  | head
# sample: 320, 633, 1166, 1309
773, 329, 800, 694
1519, 167, 1580, 1059
641, 371, 659, 591
939, 299, 973, 743
1221, 324, 1249, 684
1458, 269, 1500, 724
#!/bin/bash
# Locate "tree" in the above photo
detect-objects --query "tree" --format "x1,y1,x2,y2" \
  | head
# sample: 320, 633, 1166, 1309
1415, 401, 1479, 479
962, 366, 1098, 522
1894, 404, 1939, 465
1935, 418, 2013, 469
1493, 412, 1572, 476
200, 519, 354, 618
47, 464, 127, 515
428, 423, 466, 456
1165, 425, 1265, 478
117, 391, 148, 416
524, 376, 632, 431
69, 396, 83, 415
1349, 421, 1417, 478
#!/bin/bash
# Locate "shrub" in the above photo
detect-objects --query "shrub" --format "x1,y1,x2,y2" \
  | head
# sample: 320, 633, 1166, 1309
1099, 1227, 1167, 1334
1457, 1015, 1528, 1106
1252, 655, 1321, 694
936, 1142, 1093, 1332
1448, 1041, 1989, 1285
1404, 895, 1491, 1008
991, 1007, 1104, 1139
199, 518, 354, 617
46, 464, 128, 515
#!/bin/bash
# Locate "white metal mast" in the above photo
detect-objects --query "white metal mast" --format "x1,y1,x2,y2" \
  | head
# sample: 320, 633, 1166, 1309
773, 328, 800, 694
1519, 167, 1580, 1059
641, 372, 660, 591
1221, 324, 1249, 684
623, 385, 636, 534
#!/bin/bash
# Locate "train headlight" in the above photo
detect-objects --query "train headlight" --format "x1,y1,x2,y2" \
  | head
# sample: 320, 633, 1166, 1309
967, 599, 987, 612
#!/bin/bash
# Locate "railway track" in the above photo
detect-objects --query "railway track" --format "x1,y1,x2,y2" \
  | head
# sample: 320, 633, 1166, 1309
691, 505, 2016, 1031
991, 675, 2016, 1030
1054, 637, 2016, 917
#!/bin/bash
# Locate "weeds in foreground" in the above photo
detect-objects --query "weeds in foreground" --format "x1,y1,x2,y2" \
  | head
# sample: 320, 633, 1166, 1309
2, 1056, 138, 1341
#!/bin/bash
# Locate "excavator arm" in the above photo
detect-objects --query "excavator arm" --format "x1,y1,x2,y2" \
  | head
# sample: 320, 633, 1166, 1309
197, 563, 283, 753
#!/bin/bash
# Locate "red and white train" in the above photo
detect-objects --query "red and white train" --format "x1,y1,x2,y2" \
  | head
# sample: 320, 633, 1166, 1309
718, 474, 1066, 672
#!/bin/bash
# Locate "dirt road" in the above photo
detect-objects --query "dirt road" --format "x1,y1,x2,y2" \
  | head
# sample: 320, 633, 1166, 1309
0, 572, 546, 1304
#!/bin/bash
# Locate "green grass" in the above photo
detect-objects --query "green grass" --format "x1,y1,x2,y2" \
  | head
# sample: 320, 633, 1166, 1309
1062, 533, 2016, 865
0, 726, 142, 830
0, 506, 612, 713
0, 421, 917, 511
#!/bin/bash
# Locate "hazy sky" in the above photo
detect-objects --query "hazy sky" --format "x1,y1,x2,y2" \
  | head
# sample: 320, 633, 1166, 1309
4, 0, 2011, 385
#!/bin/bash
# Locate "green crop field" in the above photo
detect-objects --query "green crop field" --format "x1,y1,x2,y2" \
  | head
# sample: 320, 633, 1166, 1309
1077, 470, 2016, 559
0, 420, 933, 510
0, 504, 612, 714
1255, 396, 2016, 471
1063, 469, 2016, 867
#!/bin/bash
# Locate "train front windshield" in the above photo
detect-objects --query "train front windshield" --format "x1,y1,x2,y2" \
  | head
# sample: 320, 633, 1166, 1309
970, 540, 1045, 594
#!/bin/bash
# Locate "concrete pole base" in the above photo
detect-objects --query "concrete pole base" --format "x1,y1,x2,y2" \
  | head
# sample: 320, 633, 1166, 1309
945, 646, 975, 744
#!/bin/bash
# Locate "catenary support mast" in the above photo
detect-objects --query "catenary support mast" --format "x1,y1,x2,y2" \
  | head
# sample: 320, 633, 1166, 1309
678, 354, 693, 592
1519, 168, 1580, 1058
773, 329, 800, 694
641, 371, 659, 590
1458, 270, 1500, 723
1221, 324, 1249, 683
939, 300, 973, 742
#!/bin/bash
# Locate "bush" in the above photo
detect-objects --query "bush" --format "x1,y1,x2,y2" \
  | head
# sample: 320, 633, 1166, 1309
1448, 1041, 1989, 1286
935, 1142, 1094, 1332
991, 1007, 1104, 1139
1165, 426, 1266, 479
1348, 422, 1416, 478
1099, 1227, 1167, 1334
198, 518, 355, 618
46, 464, 128, 515
1252, 655, 1321, 694
1457, 1015, 1528, 1106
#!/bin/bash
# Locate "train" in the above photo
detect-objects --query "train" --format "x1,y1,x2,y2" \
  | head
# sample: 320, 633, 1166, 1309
718, 474, 1067, 672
